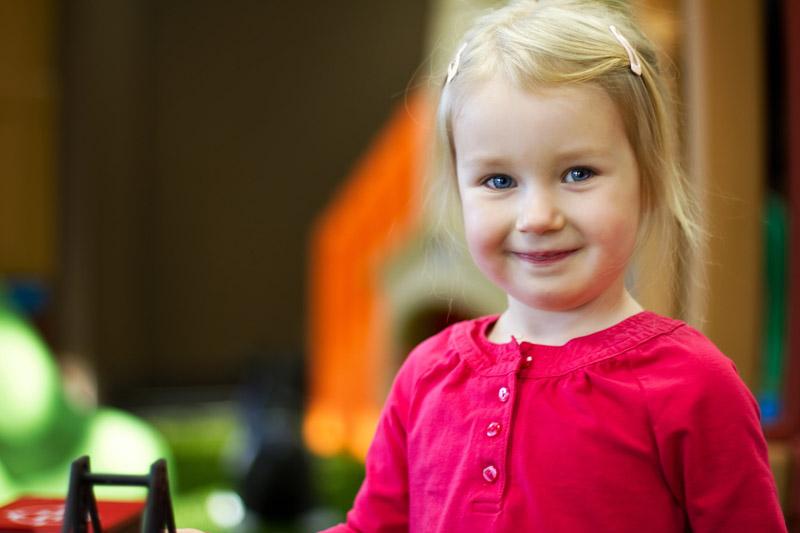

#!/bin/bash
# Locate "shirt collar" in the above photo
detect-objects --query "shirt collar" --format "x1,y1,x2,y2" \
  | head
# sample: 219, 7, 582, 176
451, 311, 684, 378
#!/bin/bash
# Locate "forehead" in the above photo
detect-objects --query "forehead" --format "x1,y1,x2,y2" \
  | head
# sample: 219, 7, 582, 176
451, 79, 628, 163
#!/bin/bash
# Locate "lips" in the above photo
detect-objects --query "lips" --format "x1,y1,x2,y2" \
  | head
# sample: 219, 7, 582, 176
512, 249, 579, 264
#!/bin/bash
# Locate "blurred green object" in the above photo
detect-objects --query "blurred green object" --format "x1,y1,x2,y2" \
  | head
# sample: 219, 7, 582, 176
759, 193, 787, 423
0, 294, 173, 503
0, 303, 90, 486
312, 453, 364, 515
144, 405, 241, 530
0, 307, 62, 444
0, 462, 14, 501
173, 488, 221, 533
146, 403, 237, 492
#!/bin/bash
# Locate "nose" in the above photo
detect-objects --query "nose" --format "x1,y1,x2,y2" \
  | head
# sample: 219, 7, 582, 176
515, 188, 565, 234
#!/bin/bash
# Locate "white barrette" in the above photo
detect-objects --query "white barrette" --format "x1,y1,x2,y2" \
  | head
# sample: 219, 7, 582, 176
609, 25, 642, 76
446, 42, 468, 85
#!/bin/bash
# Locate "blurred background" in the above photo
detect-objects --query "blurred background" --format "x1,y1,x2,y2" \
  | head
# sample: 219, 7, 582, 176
0, 0, 798, 531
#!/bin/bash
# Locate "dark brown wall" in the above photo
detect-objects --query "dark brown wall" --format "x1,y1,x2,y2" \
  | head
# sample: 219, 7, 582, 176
59, 1, 430, 400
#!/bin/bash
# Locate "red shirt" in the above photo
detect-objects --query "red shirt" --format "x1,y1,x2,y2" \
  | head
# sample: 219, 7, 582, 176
322, 312, 786, 532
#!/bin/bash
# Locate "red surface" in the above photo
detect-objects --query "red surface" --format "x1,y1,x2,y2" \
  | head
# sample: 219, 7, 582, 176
0, 496, 143, 532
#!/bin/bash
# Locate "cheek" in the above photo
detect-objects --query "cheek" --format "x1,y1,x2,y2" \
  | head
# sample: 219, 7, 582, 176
460, 200, 509, 272
462, 213, 489, 258
587, 179, 641, 248
584, 205, 640, 257
461, 199, 505, 244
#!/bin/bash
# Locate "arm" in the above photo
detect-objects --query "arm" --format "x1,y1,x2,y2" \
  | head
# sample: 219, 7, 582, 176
646, 355, 787, 532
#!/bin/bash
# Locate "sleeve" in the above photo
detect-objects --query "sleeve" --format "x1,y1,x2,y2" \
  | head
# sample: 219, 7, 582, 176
319, 353, 417, 533
647, 355, 787, 533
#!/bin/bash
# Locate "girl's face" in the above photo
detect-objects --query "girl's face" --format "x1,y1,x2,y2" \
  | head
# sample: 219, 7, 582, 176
452, 79, 640, 313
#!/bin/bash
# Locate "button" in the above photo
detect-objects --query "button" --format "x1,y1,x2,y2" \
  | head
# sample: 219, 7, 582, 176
522, 355, 533, 367
486, 422, 501, 437
498, 386, 510, 402
482, 465, 498, 483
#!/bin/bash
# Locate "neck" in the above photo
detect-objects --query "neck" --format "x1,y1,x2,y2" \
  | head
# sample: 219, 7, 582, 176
489, 281, 643, 346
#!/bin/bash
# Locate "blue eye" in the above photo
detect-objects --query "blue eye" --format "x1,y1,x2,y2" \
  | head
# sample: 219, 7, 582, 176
484, 175, 515, 189
563, 167, 595, 183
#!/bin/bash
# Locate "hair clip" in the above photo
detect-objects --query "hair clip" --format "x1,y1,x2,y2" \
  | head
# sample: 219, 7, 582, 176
609, 25, 642, 76
446, 43, 468, 85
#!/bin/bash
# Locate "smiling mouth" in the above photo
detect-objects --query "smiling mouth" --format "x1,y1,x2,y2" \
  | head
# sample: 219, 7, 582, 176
512, 249, 579, 264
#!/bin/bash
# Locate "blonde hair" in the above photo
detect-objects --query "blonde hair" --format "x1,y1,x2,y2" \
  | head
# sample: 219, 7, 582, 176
437, 0, 701, 277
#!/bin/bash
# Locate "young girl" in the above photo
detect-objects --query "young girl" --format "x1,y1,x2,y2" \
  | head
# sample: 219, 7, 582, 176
321, 0, 787, 531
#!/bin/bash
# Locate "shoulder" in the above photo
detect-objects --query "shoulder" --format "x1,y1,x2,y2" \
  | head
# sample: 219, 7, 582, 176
394, 315, 490, 387
631, 316, 741, 386
626, 314, 759, 422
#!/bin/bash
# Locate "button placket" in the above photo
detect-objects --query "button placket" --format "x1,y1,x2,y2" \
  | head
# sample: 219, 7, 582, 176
479, 378, 515, 490
495, 375, 519, 493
